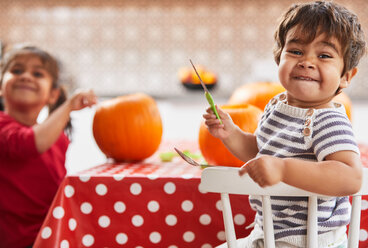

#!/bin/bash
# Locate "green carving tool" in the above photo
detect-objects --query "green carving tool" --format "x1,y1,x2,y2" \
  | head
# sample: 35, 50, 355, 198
189, 59, 222, 124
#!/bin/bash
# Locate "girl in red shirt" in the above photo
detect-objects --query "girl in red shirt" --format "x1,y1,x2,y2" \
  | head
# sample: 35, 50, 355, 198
0, 45, 97, 248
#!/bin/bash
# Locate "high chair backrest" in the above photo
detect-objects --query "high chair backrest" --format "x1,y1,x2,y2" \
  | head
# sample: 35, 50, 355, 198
199, 167, 368, 248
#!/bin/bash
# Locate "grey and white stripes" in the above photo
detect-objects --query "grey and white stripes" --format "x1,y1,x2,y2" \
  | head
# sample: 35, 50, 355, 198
248, 94, 359, 247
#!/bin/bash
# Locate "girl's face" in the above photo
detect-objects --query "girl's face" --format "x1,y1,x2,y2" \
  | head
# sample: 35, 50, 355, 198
1, 55, 57, 111
278, 26, 355, 109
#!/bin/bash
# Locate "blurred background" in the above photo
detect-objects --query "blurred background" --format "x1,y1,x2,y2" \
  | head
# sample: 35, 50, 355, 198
1, 0, 367, 172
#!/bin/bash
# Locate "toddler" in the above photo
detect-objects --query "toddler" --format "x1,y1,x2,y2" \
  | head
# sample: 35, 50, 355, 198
204, 1, 366, 247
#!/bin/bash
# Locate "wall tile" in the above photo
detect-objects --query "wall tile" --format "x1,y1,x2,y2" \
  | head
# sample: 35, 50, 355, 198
1, 0, 367, 99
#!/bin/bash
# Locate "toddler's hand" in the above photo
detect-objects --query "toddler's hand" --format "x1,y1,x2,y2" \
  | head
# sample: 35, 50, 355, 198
69, 89, 97, 111
202, 105, 236, 140
239, 155, 285, 187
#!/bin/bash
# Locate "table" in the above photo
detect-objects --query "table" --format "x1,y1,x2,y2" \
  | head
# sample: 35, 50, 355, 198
34, 141, 368, 248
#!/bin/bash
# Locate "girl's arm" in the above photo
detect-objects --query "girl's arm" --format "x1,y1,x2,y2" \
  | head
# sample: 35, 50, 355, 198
33, 89, 97, 153
203, 106, 259, 162
240, 150, 362, 196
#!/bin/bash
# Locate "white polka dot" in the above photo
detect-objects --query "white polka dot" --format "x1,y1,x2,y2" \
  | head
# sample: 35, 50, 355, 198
114, 201, 126, 213
183, 231, 195, 242
181, 174, 193, 179
164, 182, 176, 194
60, 240, 69, 248
168, 246, 178, 248
147, 201, 160, 212
198, 184, 207, 194
201, 244, 212, 248
136, 246, 144, 248
216, 200, 223, 211
217, 231, 226, 241
165, 214, 177, 226
64, 185, 75, 198
149, 232, 161, 244
360, 229, 368, 241
132, 215, 144, 227
80, 202, 93, 214
116, 233, 128, 244
41, 226, 52, 239
181, 200, 193, 212
199, 214, 211, 225
147, 174, 159, 180
79, 174, 90, 182
113, 174, 124, 181
95, 184, 108, 196
52, 206, 65, 219
98, 215, 110, 228
234, 214, 246, 225
69, 218, 77, 231
361, 200, 368, 211
82, 234, 94, 247
130, 183, 142, 195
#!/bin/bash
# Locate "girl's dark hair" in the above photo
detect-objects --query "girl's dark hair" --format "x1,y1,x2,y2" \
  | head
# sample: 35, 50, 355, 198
274, 1, 366, 76
0, 45, 72, 136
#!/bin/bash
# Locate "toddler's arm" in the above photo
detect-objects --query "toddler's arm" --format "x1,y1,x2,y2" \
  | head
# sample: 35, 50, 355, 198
239, 150, 362, 196
33, 89, 97, 153
203, 105, 258, 162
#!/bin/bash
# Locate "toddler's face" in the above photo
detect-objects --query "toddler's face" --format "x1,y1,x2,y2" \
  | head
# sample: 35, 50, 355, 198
278, 26, 349, 108
1, 55, 54, 111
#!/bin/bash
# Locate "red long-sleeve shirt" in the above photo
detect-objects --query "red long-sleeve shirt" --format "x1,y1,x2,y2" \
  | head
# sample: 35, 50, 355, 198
0, 111, 69, 248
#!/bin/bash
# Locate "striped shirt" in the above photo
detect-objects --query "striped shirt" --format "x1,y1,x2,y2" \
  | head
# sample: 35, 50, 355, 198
249, 93, 360, 247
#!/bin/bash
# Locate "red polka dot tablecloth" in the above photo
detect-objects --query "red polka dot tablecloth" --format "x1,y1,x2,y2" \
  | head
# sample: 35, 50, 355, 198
33, 141, 368, 248
33, 141, 254, 248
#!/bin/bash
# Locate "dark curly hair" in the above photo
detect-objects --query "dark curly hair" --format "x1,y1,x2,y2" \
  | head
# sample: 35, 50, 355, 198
274, 1, 366, 76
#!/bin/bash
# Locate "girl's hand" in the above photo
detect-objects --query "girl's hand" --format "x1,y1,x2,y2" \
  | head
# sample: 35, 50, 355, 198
202, 105, 237, 140
239, 155, 285, 187
69, 89, 97, 111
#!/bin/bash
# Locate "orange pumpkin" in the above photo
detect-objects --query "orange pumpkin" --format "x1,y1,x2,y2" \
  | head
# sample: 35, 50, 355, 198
198, 104, 263, 167
93, 93, 163, 162
333, 91, 352, 121
228, 82, 285, 111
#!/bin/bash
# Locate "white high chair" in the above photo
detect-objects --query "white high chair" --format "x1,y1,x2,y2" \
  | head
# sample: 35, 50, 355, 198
199, 167, 368, 248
